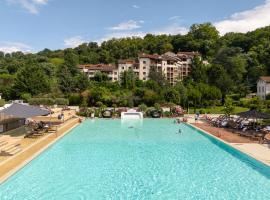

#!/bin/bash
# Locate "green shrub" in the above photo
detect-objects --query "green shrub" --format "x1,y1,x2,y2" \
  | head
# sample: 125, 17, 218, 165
20, 93, 32, 102
29, 98, 55, 105
55, 98, 69, 105
227, 94, 241, 101
239, 98, 252, 107
163, 111, 171, 117
68, 93, 82, 105
28, 97, 68, 106
138, 103, 147, 112
0, 99, 5, 107
199, 109, 205, 114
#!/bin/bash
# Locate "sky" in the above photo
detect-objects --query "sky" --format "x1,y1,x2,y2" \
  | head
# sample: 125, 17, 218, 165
0, 0, 269, 53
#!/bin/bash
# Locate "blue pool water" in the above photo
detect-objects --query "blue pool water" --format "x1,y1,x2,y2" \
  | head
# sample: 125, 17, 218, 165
0, 119, 270, 199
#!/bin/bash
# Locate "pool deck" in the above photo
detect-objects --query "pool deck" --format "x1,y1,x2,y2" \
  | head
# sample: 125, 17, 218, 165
0, 117, 81, 184
190, 122, 270, 167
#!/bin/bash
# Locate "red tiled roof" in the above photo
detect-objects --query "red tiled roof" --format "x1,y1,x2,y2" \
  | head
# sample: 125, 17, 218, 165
118, 59, 137, 64
78, 64, 117, 72
139, 53, 162, 60
259, 76, 270, 83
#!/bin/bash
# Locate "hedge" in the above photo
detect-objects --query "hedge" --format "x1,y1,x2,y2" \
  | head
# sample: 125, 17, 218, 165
29, 98, 69, 106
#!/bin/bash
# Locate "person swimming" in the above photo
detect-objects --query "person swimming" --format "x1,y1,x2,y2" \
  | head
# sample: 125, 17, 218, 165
177, 129, 182, 134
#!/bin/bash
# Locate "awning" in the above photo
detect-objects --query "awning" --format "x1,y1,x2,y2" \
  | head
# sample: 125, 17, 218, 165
0, 103, 50, 118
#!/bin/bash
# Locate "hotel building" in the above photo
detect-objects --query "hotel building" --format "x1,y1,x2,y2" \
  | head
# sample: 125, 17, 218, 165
78, 51, 200, 85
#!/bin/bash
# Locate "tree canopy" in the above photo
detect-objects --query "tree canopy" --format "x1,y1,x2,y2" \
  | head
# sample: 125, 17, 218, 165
0, 23, 270, 108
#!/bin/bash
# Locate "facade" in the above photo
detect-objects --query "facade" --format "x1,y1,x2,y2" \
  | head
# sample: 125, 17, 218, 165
137, 51, 199, 85
78, 64, 119, 82
257, 76, 270, 99
78, 51, 200, 85
118, 59, 141, 79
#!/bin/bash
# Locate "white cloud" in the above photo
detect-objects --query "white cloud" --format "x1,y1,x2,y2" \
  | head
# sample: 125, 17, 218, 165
169, 16, 181, 21
215, 0, 270, 35
64, 36, 86, 48
97, 24, 188, 44
96, 31, 146, 43
132, 5, 139, 9
0, 42, 31, 53
6, 0, 49, 14
109, 20, 143, 31
152, 24, 188, 35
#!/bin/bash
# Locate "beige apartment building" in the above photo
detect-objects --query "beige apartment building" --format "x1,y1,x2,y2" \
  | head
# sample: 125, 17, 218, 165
78, 51, 200, 85
78, 64, 119, 82
137, 51, 199, 85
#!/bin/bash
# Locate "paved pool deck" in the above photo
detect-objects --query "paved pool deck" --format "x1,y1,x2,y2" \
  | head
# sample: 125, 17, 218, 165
0, 117, 81, 184
191, 123, 270, 167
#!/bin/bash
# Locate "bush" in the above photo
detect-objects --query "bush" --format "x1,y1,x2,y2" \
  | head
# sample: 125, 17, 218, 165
68, 93, 82, 105
138, 103, 147, 112
163, 111, 171, 117
227, 94, 241, 101
55, 98, 69, 105
28, 97, 69, 106
239, 98, 251, 107
199, 109, 205, 114
29, 98, 55, 105
0, 99, 5, 107
20, 93, 32, 102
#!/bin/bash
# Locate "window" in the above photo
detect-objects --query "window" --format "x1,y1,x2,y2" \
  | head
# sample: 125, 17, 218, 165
143, 61, 146, 64
143, 72, 146, 75
143, 66, 146, 70
122, 67, 124, 70
143, 77, 146, 80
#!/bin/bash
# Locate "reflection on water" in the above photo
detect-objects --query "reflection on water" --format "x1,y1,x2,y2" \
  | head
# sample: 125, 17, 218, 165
121, 118, 143, 129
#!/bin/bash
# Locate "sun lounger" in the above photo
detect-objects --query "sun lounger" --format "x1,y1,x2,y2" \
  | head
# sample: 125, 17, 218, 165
262, 133, 270, 144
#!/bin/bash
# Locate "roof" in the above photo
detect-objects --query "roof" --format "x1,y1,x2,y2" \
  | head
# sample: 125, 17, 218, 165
0, 103, 50, 118
259, 76, 270, 83
118, 59, 137, 64
139, 53, 162, 60
139, 51, 200, 61
78, 64, 117, 72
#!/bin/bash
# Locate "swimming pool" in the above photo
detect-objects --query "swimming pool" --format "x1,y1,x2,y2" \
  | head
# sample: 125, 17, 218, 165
0, 119, 270, 199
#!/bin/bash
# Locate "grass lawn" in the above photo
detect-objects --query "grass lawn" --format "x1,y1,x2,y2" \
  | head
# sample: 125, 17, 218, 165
187, 106, 249, 114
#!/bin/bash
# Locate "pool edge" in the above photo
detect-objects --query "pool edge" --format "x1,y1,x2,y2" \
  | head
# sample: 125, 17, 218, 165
188, 123, 270, 168
0, 118, 81, 184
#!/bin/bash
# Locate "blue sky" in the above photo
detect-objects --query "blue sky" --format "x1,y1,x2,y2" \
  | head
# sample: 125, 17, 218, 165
0, 0, 269, 53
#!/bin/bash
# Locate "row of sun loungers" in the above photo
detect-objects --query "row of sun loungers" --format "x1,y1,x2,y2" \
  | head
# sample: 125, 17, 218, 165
204, 115, 270, 143
24, 121, 58, 138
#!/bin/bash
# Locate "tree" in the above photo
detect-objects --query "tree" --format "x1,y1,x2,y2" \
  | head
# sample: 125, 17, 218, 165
163, 88, 180, 104
57, 65, 75, 93
120, 69, 136, 89
13, 63, 50, 96
148, 66, 167, 87
187, 86, 202, 109
189, 56, 208, 83
93, 72, 109, 82
222, 97, 235, 116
